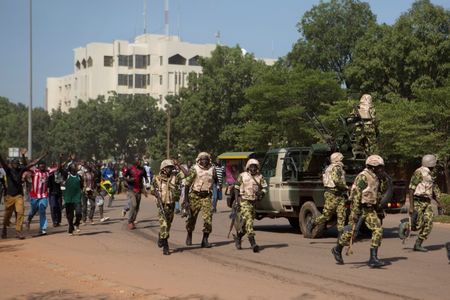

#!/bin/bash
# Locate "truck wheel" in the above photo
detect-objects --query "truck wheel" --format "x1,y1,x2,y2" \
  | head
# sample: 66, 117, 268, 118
299, 201, 325, 239
287, 217, 300, 232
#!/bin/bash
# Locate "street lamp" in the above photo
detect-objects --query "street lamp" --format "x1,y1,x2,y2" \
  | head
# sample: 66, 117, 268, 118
28, 0, 33, 158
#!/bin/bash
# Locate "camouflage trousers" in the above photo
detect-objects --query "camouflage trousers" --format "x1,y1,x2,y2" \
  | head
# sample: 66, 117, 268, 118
354, 124, 378, 155
239, 200, 256, 237
185, 192, 213, 234
339, 206, 383, 248
313, 191, 347, 233
158, 202, 175, 239
414, 198, 433, 240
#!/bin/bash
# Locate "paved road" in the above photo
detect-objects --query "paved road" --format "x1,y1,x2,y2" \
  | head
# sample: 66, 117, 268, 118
1, 194, 449, 300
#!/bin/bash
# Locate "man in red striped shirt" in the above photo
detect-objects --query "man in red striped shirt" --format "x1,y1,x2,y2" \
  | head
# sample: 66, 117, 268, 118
26, 155, 58, 235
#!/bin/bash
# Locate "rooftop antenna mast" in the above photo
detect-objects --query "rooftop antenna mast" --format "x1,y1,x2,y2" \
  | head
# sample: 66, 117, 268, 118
164, 0, 169, 36
215, 30, 221, 45
143, 0, 147, 34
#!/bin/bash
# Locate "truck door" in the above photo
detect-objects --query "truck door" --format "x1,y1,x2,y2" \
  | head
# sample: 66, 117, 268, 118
280, 150, 301, 207
259, 152, 279, 211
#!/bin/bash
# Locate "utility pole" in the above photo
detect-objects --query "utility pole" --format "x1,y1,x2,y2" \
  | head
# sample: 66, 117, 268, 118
166, 107, 171, 159
28, 0, 33, 158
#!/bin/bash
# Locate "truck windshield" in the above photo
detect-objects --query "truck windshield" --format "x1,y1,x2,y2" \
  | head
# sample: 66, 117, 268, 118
261, 153, 277, 178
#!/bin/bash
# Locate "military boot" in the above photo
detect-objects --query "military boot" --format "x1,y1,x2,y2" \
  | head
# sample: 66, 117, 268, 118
1, 227, 7, 239
413, 238, 428, 252
157, 234, 163, 248
201, 232, 211, 248
249, 236, 260, 253
233, 232, 243, 250
368, 247, 385, 268
186, 231, 192, 246
331, 243, 344, 264
162, 239, 170, 255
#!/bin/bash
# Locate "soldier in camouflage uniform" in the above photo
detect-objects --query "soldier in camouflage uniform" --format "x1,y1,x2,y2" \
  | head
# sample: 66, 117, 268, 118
184, 152, 217, 248
349, 94, 379, 156
233, 159, 268, 253
408, 154, 442, 252
151, 159, 184, 255
332, 155, 386, 268
306, 152, 348, 238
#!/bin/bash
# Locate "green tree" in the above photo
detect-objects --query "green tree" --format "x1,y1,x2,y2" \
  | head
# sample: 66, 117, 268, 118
347, 0, 450, 99
286, 0, 376, 88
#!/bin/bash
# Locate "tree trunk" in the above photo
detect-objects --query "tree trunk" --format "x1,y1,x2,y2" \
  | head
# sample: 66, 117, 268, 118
444, 158, 450, 194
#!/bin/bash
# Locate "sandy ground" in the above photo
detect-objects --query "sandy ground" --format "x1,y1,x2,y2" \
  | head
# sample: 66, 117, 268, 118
1, 194, 449, 300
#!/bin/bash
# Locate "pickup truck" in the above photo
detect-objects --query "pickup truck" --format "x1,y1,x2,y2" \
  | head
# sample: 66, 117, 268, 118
255, 144, 406, 238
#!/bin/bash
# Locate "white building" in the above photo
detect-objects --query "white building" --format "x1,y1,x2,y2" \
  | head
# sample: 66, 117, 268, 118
46, 34, 217, 112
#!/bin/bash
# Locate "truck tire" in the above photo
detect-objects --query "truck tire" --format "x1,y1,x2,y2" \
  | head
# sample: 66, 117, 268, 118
299, 201, 325, 239
287, 217, 300, 232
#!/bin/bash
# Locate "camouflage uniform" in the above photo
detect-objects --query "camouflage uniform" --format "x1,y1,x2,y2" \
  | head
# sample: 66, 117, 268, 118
234, 172, 268, 237
151, 173, 180, 239
339, 168, 383, 248
351, 94, 379, 155
409, 167, 441, 241
184, 165, 215, 234
313, 162, 348, 233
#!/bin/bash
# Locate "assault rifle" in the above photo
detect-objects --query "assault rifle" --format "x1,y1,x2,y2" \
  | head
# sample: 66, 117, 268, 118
180, 185, 191, 219
227, 196, 241, 238
152, 180, 168, 224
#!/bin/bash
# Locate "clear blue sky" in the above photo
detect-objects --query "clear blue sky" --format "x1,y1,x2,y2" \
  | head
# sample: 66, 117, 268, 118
1, 0, 449, 108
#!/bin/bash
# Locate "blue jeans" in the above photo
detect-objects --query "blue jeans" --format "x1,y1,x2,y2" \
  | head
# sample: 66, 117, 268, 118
28, 197, 49, 231
49, 194, 62, 225
212, 185, 222, 210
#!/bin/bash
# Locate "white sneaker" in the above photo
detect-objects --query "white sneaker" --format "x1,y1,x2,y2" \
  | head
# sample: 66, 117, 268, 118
100, 217, 110, 223
74, 226, 81, 234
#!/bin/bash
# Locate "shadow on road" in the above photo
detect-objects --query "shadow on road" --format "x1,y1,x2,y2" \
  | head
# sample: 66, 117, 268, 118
260, 243, 289, 251
78, 230, 112, 236
254, 224, 298, 234
347, 256, 408, 268
0, 243, 23, 253
172, 240, 235, 253
8, 289, 110, 300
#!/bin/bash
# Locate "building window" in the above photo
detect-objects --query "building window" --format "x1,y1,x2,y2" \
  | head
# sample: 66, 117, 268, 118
135, 55, 147, 69
87, 57, 93, 67
146, 74, 150, 85
104, 56, 113, 67
159, 56, 163, 66
118, 55, 133, 68
82, 59, 87, 69
188, 55, 200, 66
168, 54, 186, 65
159, 75, 163, 85
146, 55, 150, 66
128, 74, 133, 88
118, 74, 128, 86
135, 74, 147, 88
75, 61, 81, 70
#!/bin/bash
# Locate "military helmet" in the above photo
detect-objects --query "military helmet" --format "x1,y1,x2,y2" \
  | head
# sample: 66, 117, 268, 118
160, 159, 174, 170
365, 155, 384, 166
246, 158, 260, 170
196, 152, 211, 162
330, 152, 344, 164
360, 94, 372, 105
398, 218, 411, 240
421, 154, 437, 168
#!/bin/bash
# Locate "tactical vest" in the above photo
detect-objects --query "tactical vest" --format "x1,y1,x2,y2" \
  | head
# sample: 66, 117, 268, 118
359, 168, 379, 205
240, 172, 263, 201
192, 165, 214, 192
156, 175, 177, 204
323, 164, 345, 188
414, 166, 434, 198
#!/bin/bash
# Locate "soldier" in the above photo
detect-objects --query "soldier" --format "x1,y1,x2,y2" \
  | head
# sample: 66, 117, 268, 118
408, 154, 442, 252
332, 155, 386, 268
184, 152, 217, 248
349, 94, 379, 156
306, 152, 348, 238
151, 159, 183, 255
233, 159, 267, 253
